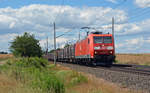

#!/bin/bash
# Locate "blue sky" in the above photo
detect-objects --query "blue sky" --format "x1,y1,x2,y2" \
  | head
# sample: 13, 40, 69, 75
0, 0, 150, 53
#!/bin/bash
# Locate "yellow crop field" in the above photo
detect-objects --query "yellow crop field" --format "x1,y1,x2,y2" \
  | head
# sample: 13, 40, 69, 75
0, 54, 13, 59
116, 54, 150, 65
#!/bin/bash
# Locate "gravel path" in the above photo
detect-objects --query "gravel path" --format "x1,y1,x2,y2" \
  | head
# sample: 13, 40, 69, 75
58, 62, 150, 93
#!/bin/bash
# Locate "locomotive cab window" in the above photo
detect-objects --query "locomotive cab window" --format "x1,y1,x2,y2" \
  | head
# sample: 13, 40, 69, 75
104, 36, 112, 43
94, 36, 103, 43
88, 39, 90, 44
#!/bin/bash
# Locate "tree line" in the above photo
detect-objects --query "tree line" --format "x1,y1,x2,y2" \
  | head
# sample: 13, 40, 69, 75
0, 51, 8, 54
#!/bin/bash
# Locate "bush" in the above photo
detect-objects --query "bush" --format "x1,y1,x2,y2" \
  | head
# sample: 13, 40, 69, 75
10, 32, 42, 57
114, 60, 119, 63
7, 57, 49, 69
1, 57, 65, 93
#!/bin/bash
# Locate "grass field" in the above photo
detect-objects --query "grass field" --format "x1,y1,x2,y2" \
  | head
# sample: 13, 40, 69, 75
116, 54, 150, 65
0, 55, 138, 93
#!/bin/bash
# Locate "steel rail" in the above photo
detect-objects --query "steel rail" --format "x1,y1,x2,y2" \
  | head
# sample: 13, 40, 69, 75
97, 65, 150, 76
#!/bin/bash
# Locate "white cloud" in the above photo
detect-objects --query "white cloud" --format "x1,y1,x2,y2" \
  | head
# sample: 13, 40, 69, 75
39, 36, 72, 50
107, 18, 150, 36
0, 15, 18, 30
0, 4, 128, 51
0, 33, 18, 42
0, 33, 18, 52
116, 37, 150, 53
116, 43, 124, 48
135, 0, 150, 8
39, 39, 48, 49
144, 37, 150, 43
56, 37, 68, 43
0, 4, 150, 53
126, 37, 144, 45
0, 4, 127, 35
9, 22, 16, 29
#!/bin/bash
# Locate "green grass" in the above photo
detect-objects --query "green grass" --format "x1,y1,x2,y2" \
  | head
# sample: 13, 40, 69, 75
0, 57, 88, 93
0, 57, 10, 62
114, 60, 119, 63
0, 57, 65, 93
55, 70, 87, 87
0, 57, 136, 93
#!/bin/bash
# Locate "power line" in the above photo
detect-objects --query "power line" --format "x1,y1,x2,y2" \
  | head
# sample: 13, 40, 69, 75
128, 9, 150, 22
114, 1, 150, 23
130, 7, 150, 17
129, 7, 149, 16
113, 7, 150, 25
56, 29, 74, 38
117, 3, 150, 22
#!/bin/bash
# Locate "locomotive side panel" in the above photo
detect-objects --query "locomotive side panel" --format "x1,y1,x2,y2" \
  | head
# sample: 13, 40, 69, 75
75, 38, 90, 59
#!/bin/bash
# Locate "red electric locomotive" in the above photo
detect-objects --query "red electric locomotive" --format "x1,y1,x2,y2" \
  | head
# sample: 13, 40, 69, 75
47, 31, 115, 66
75, 32, 115, 66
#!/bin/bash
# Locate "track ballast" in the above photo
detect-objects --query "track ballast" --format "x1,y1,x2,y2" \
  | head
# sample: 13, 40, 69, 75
56, 62, 150, 93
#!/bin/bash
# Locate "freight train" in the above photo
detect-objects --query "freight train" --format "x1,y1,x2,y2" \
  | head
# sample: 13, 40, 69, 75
46, 31, 115, 66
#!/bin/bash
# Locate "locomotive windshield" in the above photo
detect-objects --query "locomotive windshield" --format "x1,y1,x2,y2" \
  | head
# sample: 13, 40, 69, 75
103, 36, 112, 43
94, 36, 112, 43
94, 36, 103, 43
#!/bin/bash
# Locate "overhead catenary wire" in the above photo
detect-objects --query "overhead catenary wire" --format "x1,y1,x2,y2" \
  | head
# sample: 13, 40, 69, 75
112, 0, 148, 23
56, 29, 75, 38
129, 7, 150, 16
128, 9, 150, 22
115, 8, 150, 24
116, 1, 150, 23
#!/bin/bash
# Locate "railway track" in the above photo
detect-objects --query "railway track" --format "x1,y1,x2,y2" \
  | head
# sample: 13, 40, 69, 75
58, 62, 150, 76
100, 65, 150, 76
57, 62, 150, 92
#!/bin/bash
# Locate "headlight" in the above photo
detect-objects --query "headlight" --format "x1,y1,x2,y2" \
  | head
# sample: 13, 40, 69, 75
107, 46, 113, 50
94, 46, 101, 50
